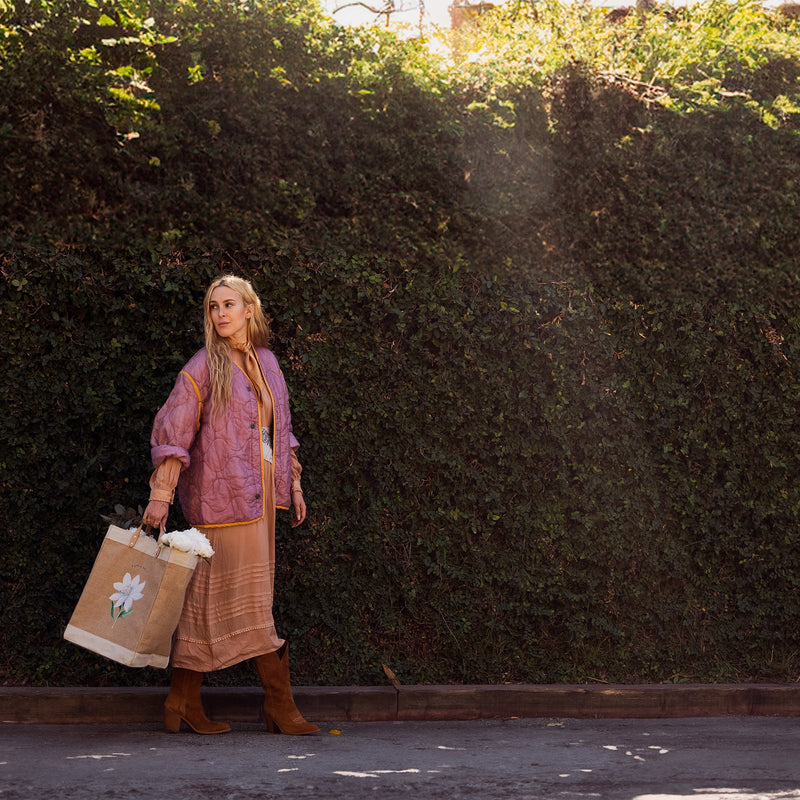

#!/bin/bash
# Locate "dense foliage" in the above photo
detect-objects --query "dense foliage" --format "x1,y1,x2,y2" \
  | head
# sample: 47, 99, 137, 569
1, 0, 798, 687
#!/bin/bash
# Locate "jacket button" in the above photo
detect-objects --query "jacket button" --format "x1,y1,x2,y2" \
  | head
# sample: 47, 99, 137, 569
251, 422, 256, 429
247, 386, 252, 392
255, 493, 261, 499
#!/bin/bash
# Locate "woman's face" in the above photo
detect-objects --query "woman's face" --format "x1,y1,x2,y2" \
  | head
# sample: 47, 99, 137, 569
208, 285, 252, 343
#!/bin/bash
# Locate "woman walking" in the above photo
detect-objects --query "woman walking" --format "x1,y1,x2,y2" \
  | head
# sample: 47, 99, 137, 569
142, 275, 317, 736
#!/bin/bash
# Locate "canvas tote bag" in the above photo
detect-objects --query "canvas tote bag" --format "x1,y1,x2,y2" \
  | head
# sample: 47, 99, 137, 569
64, 524, 200, 668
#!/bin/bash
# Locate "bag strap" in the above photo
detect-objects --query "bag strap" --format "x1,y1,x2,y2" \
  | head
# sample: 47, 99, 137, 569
127, 524, 159, 548
127, 525, 142, 547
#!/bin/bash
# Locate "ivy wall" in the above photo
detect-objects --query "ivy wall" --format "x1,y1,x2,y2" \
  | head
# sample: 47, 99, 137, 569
1, 0, 799, 685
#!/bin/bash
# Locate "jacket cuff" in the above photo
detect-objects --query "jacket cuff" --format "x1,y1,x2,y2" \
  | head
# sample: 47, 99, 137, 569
151, 444, 191, 469
149, 488, 174, 504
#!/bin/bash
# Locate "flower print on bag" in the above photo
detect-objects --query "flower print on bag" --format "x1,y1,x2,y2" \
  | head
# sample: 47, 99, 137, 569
109, 572, 146, 626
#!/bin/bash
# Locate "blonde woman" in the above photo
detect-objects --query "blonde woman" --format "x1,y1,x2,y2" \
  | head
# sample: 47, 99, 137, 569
142, 275, 317, 736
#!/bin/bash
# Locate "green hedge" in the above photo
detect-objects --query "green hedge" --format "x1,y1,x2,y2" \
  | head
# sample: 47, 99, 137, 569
1, 0, 799, 686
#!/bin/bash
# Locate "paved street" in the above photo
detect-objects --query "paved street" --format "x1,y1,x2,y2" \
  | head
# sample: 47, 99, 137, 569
1, 717, 798, 799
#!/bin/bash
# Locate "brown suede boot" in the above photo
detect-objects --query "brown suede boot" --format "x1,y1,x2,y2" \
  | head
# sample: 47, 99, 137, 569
164, 668, 231, 735
254, 643, 319, 735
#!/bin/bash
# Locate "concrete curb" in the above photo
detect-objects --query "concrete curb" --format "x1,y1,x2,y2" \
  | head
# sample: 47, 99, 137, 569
2, 684, 800, 724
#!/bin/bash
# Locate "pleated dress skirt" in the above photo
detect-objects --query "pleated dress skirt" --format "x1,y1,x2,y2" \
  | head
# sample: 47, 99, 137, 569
170, 459, 284, 672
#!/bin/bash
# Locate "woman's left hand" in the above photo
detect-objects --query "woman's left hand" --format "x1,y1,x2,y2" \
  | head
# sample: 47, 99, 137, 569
291, 490, 306, 528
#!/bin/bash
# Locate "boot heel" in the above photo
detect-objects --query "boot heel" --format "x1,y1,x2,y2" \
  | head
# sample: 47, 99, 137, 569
164, 707, 182, 733
264, 713, 280, 734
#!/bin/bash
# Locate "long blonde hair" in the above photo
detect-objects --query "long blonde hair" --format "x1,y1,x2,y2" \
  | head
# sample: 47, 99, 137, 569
203, 275, 271, 414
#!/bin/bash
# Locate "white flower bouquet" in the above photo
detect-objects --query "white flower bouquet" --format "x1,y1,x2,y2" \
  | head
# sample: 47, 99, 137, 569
159, 528, 215, 559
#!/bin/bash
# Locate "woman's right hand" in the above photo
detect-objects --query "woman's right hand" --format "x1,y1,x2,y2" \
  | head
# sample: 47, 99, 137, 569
142, 500, 169, 533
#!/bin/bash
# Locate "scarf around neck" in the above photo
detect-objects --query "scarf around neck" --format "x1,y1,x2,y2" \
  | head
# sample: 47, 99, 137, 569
230, 340, 263, 404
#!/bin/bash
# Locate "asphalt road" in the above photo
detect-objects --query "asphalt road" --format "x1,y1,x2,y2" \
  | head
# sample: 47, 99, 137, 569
1, 717, 799, 799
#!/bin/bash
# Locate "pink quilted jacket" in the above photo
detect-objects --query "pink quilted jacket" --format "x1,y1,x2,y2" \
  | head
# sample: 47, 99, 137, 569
150, 347, 300, 526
